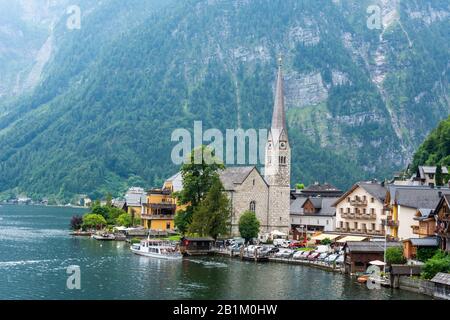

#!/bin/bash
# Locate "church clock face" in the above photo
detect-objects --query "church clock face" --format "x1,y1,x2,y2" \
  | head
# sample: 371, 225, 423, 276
280, 141, 287, 150
268, 142, 272, 149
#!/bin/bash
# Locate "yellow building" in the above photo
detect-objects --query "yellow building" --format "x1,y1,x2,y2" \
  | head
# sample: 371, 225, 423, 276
124, 187, 146, 221
141, 173, 186, 231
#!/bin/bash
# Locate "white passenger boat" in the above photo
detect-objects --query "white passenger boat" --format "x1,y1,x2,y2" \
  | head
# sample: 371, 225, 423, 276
130, 239, 182, 260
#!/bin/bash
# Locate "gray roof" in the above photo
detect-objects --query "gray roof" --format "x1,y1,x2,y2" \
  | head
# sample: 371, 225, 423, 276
359, 182, 387, 202
418, 165, 449, 177
388, 185, 450, 209
219, 166, 258, 191
271, 61, 287, 134
408, 237, 438, 247
290, 197, 307, 215
165, 172, 183, 192
415, 208, 434, 221
345, 241, 401, 253
304, 183, 341, 192
292, 196, 338, 216
431, 272, 450, 285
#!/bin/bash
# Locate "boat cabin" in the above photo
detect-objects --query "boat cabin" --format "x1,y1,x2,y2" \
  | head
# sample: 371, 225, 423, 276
180, 237, 214, 255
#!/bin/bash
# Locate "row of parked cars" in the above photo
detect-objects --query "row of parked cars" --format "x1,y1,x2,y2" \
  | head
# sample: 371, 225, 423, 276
273, 248, 344, 264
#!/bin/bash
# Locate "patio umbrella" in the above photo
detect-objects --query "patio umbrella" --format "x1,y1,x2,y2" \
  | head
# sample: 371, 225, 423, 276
369, 260, 386, 266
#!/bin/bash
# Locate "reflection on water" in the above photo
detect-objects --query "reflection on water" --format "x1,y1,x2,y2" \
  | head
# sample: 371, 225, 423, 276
0, 205, 431, 300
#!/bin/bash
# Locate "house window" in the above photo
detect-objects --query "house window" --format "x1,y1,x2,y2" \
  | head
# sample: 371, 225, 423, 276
326, 220, 329, 225
372, 223, 376, 230
363, 208, 366, 214
340, 208, 343, 214
371, 208, 375, 214
363, 196, 366, 201
253, 179, 255, 186
354, 222, 358, 229
347, 197, 350, 202
166, 222, 171, 230
249, 201, 256, 212
371, 197, 374, 203
347, 208, 350, 213
340, 221, 343, 228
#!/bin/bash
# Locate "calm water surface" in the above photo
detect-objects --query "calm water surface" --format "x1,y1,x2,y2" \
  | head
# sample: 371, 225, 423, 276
0, 205, 430, 300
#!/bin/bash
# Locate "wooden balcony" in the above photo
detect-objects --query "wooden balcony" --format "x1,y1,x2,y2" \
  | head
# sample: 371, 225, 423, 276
141, 214, 175, 220
350, 199, 368, 207
382, 218, 399, 228
341, 212, 376, 220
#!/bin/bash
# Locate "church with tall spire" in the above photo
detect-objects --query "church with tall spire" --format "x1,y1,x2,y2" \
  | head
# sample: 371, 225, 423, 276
219, 58, 291, 236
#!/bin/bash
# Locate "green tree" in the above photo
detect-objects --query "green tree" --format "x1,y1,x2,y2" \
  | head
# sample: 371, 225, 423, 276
385, 247, 406, 265
321, 238, 332, 245
174, 146, 224, 234
435, 165, 443, 186
239, 211, 260, 243
188, 177, 231, 240
416, 247, 438, 262
105, 193, 113, 207
116, 213, 133, 227
421, 251, 450, 279
296, 183, 305, 190
82, 214, 107, 230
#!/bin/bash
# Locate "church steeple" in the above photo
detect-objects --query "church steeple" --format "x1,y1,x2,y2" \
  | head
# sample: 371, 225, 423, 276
271, 57, 287, 140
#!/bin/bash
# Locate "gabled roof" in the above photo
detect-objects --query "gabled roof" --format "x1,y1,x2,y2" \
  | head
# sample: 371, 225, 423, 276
388, 185, 450, 209
219, 166, 264, 191
293, 196, 338, 216
433, 193, 450, 217
406, 237, 438, 247
345, 241, 401, 253
333, 181, 386, 207
417, 166, 449, 179
303, 183, 341, 193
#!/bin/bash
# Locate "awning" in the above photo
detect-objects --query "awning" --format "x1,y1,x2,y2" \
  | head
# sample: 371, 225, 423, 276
271, 230, 287, 236
337, 236, 368, 243
311, 234, 341, 241
369, 260, 386, 266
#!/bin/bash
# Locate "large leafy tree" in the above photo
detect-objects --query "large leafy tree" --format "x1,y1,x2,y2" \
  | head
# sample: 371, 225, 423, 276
116, 213, 133, 227
189, 177, 231, 240
82, 214, 107, 230
175, 146, 224, 234
238, 211, 260, 243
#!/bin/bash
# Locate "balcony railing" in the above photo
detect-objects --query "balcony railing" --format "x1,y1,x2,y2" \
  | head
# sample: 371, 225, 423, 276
335, 227, 384, 235
382, 218, 399, 227
341, 212, 376, 220
350, 199, 368, 207
141, 214, 175, 220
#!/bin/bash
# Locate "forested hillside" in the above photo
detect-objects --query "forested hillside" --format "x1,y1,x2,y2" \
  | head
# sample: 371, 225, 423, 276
0, 0, 448, 202
411, 116, 450, 171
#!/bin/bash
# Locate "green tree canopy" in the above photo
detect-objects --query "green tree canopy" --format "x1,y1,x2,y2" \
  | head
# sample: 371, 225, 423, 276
174, 146, 224, 234
116, 213, 133, 227
188, 176, 231, 240
421, 251, 450, 279
385, 247, 406, 265
238, 211, 260, 243
82, 214, 107, 230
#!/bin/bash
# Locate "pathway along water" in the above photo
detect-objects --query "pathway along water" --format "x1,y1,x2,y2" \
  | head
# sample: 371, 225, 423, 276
0, 205, 429, 300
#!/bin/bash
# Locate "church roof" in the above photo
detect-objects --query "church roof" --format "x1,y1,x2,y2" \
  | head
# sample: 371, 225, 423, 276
270, 58, 288, 140
219, 166, 262, 191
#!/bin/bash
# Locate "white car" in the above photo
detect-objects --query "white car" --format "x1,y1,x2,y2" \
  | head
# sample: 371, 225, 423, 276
274, 249, 294, 259
324, 254, 338, 263
335, 255, 344, 264
273, 239, 290, 247
293, 251, 304, 260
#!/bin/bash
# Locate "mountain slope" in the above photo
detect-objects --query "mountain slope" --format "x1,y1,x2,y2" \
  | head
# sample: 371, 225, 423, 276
0, 0, 449, 202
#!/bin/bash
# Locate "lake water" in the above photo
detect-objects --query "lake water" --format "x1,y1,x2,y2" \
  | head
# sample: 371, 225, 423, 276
0, 205, 430, 300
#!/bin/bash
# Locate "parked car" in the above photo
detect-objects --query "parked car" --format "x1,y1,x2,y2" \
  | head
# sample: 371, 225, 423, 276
289, 241, 305, 249
230, 243, 242, 253
317, 252, 329, 261
273, 239, 290, 247
274, 249, 294, 259
324, 254, 338, 263
300, 251, 314, 260
307, 252, 321, 261
293, 251, 304, 260
335, 255, 344, 264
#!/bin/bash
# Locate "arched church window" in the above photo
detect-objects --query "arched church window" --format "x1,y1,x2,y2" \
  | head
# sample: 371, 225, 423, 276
249, 201, 256, 212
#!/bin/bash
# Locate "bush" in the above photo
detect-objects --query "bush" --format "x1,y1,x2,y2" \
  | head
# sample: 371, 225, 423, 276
385, 247, 406, 265
416, 247, 439, 262
238, 211, 260, 243
82, 214, 107, 230
130, 238, 141, 244
116, 213, 133, 227
421, 251, 450, 279
70, 215, 83, 230
321, 238, 332, 245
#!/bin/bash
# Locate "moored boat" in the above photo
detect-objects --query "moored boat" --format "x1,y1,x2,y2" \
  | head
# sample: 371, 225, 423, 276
130, 239, 182, 260
91, 233, 116, 241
